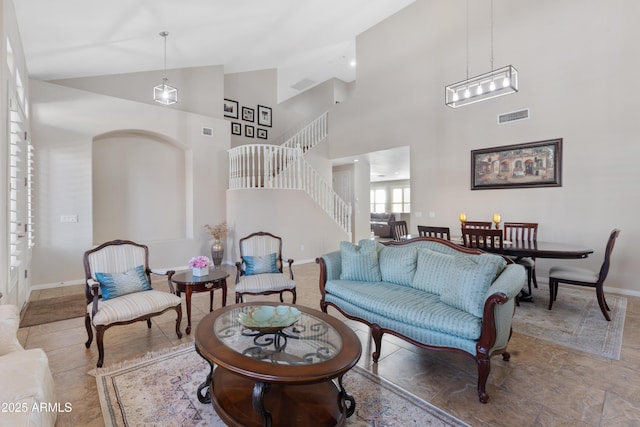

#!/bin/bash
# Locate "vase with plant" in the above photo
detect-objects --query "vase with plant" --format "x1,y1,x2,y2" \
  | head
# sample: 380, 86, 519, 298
188, 255, 210, 277
205, 222, 227, 268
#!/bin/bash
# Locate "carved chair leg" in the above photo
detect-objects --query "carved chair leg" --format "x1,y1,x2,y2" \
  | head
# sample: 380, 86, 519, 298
548, 279, 556, 310
596, 287, 611, 321
476, 355, 491, 404
290, 289, 297, 304
532, 264, 538, 288
84, 314, 93, 348
146, 319, 152, 328
175, 306, 183, 339
371, 324, 383, 363
96, 326, 106, 368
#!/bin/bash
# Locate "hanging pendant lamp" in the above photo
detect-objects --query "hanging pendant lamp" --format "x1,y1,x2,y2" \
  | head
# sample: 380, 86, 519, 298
153, 31, 178, 105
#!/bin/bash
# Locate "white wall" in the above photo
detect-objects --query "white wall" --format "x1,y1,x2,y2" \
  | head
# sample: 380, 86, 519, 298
329, 0, 640, 293
29, 80, 230, 286
226, 189, 350, 265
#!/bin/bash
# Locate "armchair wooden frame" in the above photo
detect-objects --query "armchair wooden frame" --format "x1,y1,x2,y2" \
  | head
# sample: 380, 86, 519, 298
83, 239, 182, 367
235, 231, 297, 303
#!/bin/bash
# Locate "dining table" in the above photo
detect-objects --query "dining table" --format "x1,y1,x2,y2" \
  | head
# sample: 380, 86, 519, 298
399, 235, 594, 301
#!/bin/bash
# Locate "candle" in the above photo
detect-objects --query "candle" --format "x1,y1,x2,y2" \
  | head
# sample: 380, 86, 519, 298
459, 212, 467, 222
493, 213, 501, 223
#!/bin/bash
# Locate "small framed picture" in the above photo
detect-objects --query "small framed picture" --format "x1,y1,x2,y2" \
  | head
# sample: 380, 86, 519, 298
223, 99, 238, 118
257, 105, 272, 127
245, 125, 254, 138
242, 106, 255, 122
257, 128, 268, 139
231, 122, 241, 135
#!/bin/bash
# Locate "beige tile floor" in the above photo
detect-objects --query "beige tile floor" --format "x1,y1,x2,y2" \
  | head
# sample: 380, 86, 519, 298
18, 262, 640, 426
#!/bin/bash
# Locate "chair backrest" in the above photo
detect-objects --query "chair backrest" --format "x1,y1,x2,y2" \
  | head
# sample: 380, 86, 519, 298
417, 225, 451, 240
598, 229, 621, 284
389, 221, 408, 241
84, 240, 149, 280
238, 231, 284, 272
461, 221, 492, 229
462, 228, 504, 250
503, 222, 538, 242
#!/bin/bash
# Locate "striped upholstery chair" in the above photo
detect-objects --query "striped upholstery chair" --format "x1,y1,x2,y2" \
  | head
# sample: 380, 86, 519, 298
83, 240, 182, 367
235, 232, 296, 303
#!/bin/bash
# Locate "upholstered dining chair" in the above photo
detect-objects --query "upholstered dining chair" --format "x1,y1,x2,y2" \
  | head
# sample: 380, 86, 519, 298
83, 240, 182, 367
389, 220, 408, 241
462, 228, 504, 250
548, 229, 621, 321
417, 225, 451, 240
235, 231, 296, 303
503, 222, 539, 295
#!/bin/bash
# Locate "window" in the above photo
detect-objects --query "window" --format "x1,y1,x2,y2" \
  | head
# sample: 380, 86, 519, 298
391, 186, 410, 213
370, 188, 386, 213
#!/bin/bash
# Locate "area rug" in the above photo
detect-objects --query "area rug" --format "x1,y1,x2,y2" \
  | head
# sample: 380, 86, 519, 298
20, 294, 86, 327
512, 285, 626, 360
93, 344, 469, 427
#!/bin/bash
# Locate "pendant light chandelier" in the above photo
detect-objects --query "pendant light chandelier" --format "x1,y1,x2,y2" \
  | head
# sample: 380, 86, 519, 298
445, 0, 518, 108
153, 31, 178, 105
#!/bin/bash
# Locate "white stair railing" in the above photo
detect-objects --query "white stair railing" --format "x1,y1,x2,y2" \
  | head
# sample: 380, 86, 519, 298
277, 111, 328, 153
228, 143, 351, 235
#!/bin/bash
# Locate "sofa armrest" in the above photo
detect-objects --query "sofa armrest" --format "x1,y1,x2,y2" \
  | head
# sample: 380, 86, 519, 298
319, 251, 342, 282
478, 264, 526, 354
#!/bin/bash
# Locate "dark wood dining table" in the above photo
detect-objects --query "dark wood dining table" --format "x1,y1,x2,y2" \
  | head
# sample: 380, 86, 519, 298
400, 235, 594, 301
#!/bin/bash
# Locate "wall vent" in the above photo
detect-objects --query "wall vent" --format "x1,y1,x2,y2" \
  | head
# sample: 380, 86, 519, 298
201, 127, 213, 136
290, 78, 316, 91
498, 108, 529, 124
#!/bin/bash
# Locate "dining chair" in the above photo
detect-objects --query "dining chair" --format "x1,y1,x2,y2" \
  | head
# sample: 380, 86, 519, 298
461, 228, 503, 250
548, 229, 620, 321
417, 225, 451, 240
389, 220, 408, 241
503, 222, 539, 296
235, 231, 296, 303
83, 240, 183, 367
460, 221, 492, 235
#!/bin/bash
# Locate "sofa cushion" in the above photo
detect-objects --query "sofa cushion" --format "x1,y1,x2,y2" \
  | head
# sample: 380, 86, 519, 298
0, 305, 24, 356
95, 264, 152, 300
325, 280, 482, 340
379, 245, 418, 286
440, 253, 507, 318
339, 240, 382, 282
243, 252, 279, 275
411, 248, 458, 296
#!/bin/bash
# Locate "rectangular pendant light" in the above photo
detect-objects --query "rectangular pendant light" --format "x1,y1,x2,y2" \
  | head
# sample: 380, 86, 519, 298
445, 65, 518, 108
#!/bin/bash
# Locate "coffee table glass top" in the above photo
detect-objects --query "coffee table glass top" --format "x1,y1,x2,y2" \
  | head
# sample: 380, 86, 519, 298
213, 305, 343, 366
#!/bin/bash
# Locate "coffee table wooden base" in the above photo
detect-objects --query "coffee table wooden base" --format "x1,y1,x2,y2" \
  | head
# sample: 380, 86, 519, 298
211, 367, 347, 427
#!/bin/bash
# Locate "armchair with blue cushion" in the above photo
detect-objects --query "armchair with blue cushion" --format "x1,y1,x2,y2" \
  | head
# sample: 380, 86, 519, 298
83, 239, 182, 367
235, 231, 296, 303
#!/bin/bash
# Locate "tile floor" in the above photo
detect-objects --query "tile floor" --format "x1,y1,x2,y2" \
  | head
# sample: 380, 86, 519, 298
18, 262, 640, 426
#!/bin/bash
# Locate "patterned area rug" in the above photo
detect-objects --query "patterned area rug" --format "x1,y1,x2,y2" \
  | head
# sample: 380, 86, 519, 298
512, 285, 626, 359
93, 344, 469, 427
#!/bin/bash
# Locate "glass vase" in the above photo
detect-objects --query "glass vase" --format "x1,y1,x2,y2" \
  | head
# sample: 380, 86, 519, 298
211, 238, 224, 269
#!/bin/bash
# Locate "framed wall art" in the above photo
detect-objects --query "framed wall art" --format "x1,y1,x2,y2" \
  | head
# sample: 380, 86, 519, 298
257, 105, 272, 127
231, 122, 241, 135
471, 138, 562, 190
245, 125, 254, 138
242, 106, 254, 122
223, 99, 238, 118
257, 128, 267, 139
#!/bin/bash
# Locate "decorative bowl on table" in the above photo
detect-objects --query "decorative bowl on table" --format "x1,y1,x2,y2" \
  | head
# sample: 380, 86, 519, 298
238, 305, 301, 333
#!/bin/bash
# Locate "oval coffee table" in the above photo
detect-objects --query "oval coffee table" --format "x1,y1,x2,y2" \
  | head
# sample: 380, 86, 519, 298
194, 302, 362, 427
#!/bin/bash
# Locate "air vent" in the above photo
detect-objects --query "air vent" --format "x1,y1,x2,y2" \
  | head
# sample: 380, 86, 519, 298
290, 78, 316, 91
498, 108, 529, 124
201, 127, 213, 136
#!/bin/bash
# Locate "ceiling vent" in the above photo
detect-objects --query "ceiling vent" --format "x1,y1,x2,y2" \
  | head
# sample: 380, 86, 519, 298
201, 127, 213, 136
498, 108, 529, 125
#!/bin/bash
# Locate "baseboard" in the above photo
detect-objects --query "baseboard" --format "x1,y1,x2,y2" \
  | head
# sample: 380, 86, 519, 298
538, 276, 640, 298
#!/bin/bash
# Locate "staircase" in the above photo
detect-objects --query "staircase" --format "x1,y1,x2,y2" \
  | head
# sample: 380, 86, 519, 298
228, 111, 351, 236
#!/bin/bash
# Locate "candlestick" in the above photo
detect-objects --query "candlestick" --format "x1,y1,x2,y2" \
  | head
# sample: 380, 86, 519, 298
459, 212, 467, 223
493, 213, 501, 229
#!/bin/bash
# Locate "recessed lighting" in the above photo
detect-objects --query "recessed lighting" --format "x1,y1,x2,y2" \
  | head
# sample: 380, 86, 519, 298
353, 159, 359, 162
349, 60, 357, 67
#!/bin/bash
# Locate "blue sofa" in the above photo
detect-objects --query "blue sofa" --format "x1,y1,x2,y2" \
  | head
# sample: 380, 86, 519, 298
316, 237, 525, 403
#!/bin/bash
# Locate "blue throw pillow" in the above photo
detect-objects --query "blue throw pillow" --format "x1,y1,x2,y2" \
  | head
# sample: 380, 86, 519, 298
339, 239, 382, 282
95, 265, 152, 300
243, 253, 279, 276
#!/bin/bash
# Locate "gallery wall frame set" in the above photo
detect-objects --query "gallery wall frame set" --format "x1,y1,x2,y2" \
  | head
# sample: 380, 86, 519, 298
223, 99, 238, 119
471, 138, 562, 190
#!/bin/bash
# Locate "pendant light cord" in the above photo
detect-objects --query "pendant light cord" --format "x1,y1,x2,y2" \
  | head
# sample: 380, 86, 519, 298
465, 0, 469, 80
490, 0, 494, 72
